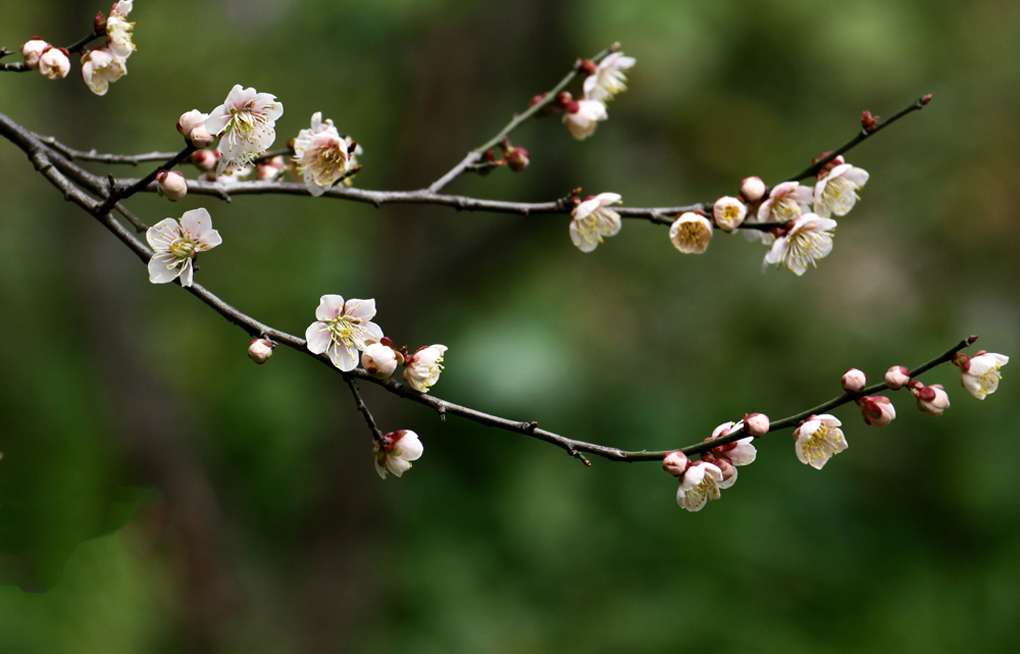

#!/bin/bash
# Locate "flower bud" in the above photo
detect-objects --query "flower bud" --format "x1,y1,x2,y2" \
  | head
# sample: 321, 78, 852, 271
740, 176, 766, 202
38, 46, 70, 80
911, 382, 950, 416
859, 395, 896, 427
255, 155, 286, 180
156, 170, 188, 201
362, 342, 401, 379
884, 365, 911, 390
712, 196, 747, 232
505, 147, 530, 172
177, 109, 213, 148
743, 412, 770, 437
669, 212, 713, 253
662, 451, 689, 477
842, 368, 867, 393
191, 149, 221, 172
20, 38, 49, 70
248, 338, 274, 364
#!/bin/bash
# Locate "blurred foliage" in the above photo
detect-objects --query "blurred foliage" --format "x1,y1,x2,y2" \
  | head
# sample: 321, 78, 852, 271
1, 0, 1019, 651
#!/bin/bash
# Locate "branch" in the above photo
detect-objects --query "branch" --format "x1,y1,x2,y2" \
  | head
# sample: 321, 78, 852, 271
31, 132, 179, 164
347, 378, 385, 440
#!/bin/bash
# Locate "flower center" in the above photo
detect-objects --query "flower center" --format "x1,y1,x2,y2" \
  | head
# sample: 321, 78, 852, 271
786, 229, 832, 271
772, 197, 804, 222
168, 237, 197, 259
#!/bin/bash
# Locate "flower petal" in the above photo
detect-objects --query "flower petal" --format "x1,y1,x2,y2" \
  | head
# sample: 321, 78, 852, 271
148, 252, 181, 284
315, 295, 345, 321
305, 321, 331, 354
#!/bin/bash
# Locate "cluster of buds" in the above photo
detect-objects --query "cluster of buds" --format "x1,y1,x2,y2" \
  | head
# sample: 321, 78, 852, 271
477, 139, 530, 175
21, 39, 71, 80
361, 340, 448, 394
842, 368, 897, 427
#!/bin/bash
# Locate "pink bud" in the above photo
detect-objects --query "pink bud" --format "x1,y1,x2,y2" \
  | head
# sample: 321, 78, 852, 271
505, 147, 530, 172
743, 412, 770, 437
662, 451, 689, 477
884, 365, 911, 390
911, 383, 950, 416
255, 155, 286, 180
38, 46, 70, 80
20, 38, 49, 70
842, 368, 867, 393
362, 342, 400, 379
248, 338, 274, 364
859, 395, 896, 427
740, 176, 766, 202
191, 149, 221, 172
177, 110, 213, 148
156, 170, 188, 201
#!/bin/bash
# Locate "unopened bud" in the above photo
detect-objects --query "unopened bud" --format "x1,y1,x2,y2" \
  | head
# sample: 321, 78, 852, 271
191, 149, 220, 172
712, 196, 747, 232
505, 147, 530, 172
248, 338, 274, 364
884, 365, 911, 390
20, 38, 49, 70
177, 109, 213, 148
842, 368, 867, 393
861, 110, 880, 134
255, 155, 286, 180
362, 342, 401, 379
743, 413, 770, 437
739, 176, 766, 202
911, 382, 950, 416
662, 451, 689, 477
38, 46, 70, 80
156, 170, 188, 201
859, 395, 896, 427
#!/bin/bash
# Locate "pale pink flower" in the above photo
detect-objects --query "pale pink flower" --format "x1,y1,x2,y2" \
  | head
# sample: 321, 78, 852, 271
794, 414, 847, 470
912, 382, 950, 416
156, 170, 188, 201
80, 47, 126, 96
570, 193, 622, 252
713, 196, 747, 232
842, 368, 867, 393
662, 451, 690, 477
956, 352, 1009, 400
562, 99, 608, 140
743, 413, 770, 437
404, 344, 447, 393
740, 176, 766, 202
582, 51, 636, 103
110, 1, 133, 17
374, 430, 424, 479
292, 112, 351, 196
362, 342, 402, 379
204, 85, 284, 174
38, 47, 70, 80
669, 212, 713, 253
708, 421, 757, 466
814, 163, 869, 218
758, 181, 813, 223
676, 461, 724, 512
304, 295, 384, 372
191, 149, 221, 172
20, 39, 49, 70
884, 365, 911, 390
146, 208, 222, 287
178, 110, 213, 148
859, 396, 896, 427
762, 213, 837, 276
248, 338, 274, 364
105, 15, 135, 60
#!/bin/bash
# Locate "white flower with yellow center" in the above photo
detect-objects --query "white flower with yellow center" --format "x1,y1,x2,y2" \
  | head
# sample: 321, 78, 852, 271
204, 85, 284, 175
570, 192, 622, 252
105, 15, 135, 59
762, 213, 838, 276
745, 181, 814, 244
713, 196, 747, 232
669, 212, 713, 253
292, 112, 351, 196
403, 344, 447, 393
793, 414, 847, 470
959, 352, 1009, 400
146, 208, 222, 287
373, 430, 424, 479
676, 461, 724, 512
305, 295, 384, 371
562, 99, 608, 140
81, 48, 126, 96
582, 52, 636, 103
814, 163, 869, 217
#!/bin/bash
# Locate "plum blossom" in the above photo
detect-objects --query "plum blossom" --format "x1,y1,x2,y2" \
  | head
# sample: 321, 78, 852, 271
676, 461, 724, 512
570, 193, 622, 252
762, 213, 837, 276
20, 39, 49, 70
204, 85, 284, 174
669, 212, 713, 253
662, 451, 689, 477
562, 99, 608, 140
81, 48, 126, 95
404, 344, 447, 393
712, 196, 747, 232
702, 421, 757, 488
305, 295, 384, 372
956, 352, 1009, 400
842, 368, 867, 393
292, 112, 351, 196
814, 163, 869, 218
38, 47, 70, 80
156, 170, 188, 201
794, 414, 847, 470
248, 339, 274, 364
146, 208, 222, 287
744, 413, 770, 437
884, 365, 911, 390
582, 51, 636, 103
178, 110, 213, 148
859, 395, 896, 427
911, 382, 950, 416
740, 176, 766, 202
362, 341, 402, 379
105, 14, 135, 60
374, 430, 424, 479
757, 182, 813, 224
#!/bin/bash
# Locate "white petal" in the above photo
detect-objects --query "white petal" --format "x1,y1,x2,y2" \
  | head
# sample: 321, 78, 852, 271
304, 321, 331, 354
344, 298, 377, 321
386, 455, 412, 478
148, 252, 181, 284
178, 258, 194, 287
327, 342, 358, 371
180, 208, 213, 239
315, 295, 345, 321
146, 218, 181, 251
395, 432, 424, 461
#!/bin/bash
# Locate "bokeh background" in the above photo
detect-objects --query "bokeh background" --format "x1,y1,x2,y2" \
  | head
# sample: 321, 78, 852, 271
2, 0, 1019, 651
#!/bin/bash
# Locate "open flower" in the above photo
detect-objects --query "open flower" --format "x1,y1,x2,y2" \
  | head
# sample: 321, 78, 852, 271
81, 47, 126, 96
404, 344, 447, 393
762, 213, 837, 275
814, 163, 869, 218
757, 182, 813, 223
676, 461, 724, 512
305, 295, 384, 371
292, 112, 351, 196
105, 14, 135, 59
794, 414, 847, 470
38, 46, 70, 80
562, 99, 608, 140
373, 430, 424, 479
204, 85, 284, 174
582, 51, 636, 103
669, 212, 713, 253
713, 196, 747, 232
570, 192, 622, 252
146, 208, 222, 287
956, 352, 1009, 400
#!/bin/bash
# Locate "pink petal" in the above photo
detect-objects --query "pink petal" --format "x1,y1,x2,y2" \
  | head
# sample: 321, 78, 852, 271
315, 295, 345, 321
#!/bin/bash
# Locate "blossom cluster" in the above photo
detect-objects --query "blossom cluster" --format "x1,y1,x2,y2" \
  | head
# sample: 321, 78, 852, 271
559, 52, 635, 140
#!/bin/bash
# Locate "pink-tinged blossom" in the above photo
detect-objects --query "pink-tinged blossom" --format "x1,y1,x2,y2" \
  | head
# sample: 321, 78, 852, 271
110, 1, 133, 17
582, 51, 636, 103
911, 382, 950, 416
859, 395, 896, 427
562, 99, 608, 140
708, 421, 757, 467
762, 213, 837, 276
713, 196, 747, 232
842, 368, 867, 393
362, 342, 402, 379
373, 430, 424, 479
38, 47, 70, 80
255, 155, 287, 181
676, 461, 724, 512
105, 14, 135, 59
884, 365, 911, 390
744, 413, 770, 437
156, 170, 188, 201
204, 85, 284, 174
403, 344, 447, 393
248, 338, 274, 364
814, 163, 869, 218
191, 149, 221, 172
757, 182, 813, 223
146, 208, 222, 287
81, 48, 126, 95
662, 451, 690, 477
794, 414, 847, 470
20, 39, 49, 70
669, 212, 713, 253
178, 110, 213, 148
956, 352, 1009, 400
292, 112, 351, 196
740, 176, 766, 202
570, 193, 622, 252
304, 295, 384, 372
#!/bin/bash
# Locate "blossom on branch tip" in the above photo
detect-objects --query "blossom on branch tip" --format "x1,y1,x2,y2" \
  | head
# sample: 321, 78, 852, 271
248, 338, 274, 364
562, 99, 608, 140
362, 341, 402, 379
669, 212, 713, 253
859, 395, 896, 427
814, 163, 869, 218
762, 213, 837, 276
374, 430, 424, 479
178, 110, 213, 148
570, 193, 622, 252
911, 382, 950, 416
39, 47, 70, 80
713, 196, 747, 232
146, 208, 221, 287
293, 112, 351, 196
794, 414, 847, 470
204, 85, 284, 174
20, 39, 49, 70
156, 170, 188, 201
676, 461, 724, 512
884, 365, 911, 390
304, 295, 384, 372
842, 368, 867, 393
956, 351, 1009, 400
582, 51, 636, 103
404, 344, 447, 393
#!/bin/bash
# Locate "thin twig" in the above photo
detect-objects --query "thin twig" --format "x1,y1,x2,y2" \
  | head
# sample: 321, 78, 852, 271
347, 378, 385, 440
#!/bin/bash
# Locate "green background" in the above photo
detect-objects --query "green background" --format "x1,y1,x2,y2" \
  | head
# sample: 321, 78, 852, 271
1, 0, 1018, 651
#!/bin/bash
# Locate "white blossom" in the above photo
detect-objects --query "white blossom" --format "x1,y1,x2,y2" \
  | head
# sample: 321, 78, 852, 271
562, 99, 608, 140
105, 15, 135, 60
204, 85, 284, 174
793, 414, 847, 470
814, 163, 869, 218
38, 47, 70, 80
762, 213, 837, 276
305, 295, 384, 372
80, 48, 126, 95
959, 352, 1009, 400
582, 51, 636, 103
373, 430, 424, 479
713, 196, 747, 232
570, 193, 622, 252
146, 208, 222, 287
292, 112, 351, 196
20, 39, 49, 70
403, 344, 447, 393
676, 461, 724, 512
669, 212, 713, 253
